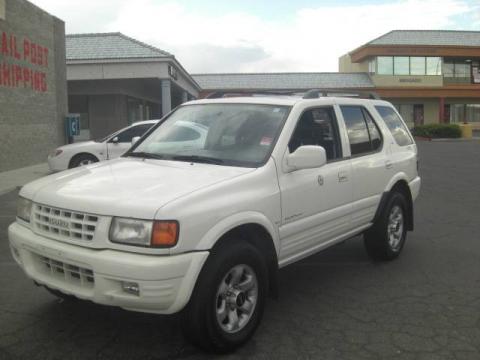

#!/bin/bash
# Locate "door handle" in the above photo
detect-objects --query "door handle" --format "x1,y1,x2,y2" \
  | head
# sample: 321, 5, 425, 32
385, 161, 393, 170
338, 171, 348, 182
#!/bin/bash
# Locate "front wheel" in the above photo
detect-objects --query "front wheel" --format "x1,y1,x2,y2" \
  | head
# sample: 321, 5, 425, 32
69, 154, 98, 168
181, 241, 268, 353
364, 192, 408, 261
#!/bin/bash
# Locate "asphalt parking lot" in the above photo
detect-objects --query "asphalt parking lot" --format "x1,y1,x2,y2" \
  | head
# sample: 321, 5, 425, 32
1, 140, 479, 360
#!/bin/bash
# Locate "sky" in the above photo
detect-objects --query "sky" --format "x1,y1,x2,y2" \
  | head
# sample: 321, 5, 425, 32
30, 0, 480, 74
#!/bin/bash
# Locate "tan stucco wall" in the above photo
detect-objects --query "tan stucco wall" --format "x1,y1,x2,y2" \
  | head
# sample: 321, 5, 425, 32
372, 75, 443, 87
338, 54, 369, 73
384, 98, 440, 126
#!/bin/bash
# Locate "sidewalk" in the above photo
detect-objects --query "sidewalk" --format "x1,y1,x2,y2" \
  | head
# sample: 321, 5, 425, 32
0, 163, 51, 195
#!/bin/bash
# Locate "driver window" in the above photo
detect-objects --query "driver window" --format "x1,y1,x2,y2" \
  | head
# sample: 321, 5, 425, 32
288, 107, 342, 161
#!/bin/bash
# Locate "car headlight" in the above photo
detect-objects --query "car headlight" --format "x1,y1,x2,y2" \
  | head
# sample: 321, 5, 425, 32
109, 218, 178, 248
17, 197, 32, 223
49, 149, 63, 157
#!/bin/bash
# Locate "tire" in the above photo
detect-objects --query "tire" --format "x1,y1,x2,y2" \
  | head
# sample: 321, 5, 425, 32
364, 192, 408, 261
44, 286, 78, 302
181, 241, 268, 353
69, 154, 98, 168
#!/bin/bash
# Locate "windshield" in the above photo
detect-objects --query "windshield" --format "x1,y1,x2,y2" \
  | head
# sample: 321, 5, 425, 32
129, 103, 291, 167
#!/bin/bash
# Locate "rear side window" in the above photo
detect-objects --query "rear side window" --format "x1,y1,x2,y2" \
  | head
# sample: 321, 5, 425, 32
375, 106, 413, 146
340, 106, 383, 156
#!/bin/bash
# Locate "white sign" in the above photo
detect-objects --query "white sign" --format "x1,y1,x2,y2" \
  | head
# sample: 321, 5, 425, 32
0, 0, 5, 20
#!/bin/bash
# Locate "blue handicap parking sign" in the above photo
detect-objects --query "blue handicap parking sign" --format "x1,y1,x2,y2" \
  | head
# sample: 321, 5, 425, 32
66, 114, 81, 137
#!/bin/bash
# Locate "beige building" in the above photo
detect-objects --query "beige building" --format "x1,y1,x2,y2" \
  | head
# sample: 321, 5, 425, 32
339, 30, 480, 131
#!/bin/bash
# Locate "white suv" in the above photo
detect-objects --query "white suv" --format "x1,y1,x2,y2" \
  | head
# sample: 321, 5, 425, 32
9, 91, 420, 353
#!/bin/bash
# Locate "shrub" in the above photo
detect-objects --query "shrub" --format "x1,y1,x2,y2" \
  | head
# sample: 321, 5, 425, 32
412, 124, 462, 138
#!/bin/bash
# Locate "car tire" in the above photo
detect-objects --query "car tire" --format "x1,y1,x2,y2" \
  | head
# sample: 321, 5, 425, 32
364, 192, 408, 261
69, 154, 98, 168
44, 286, 78, 302
181, 241, 268, 353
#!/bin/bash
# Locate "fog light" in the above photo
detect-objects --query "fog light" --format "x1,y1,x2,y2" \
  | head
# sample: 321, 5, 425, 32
121, 281, 140, 296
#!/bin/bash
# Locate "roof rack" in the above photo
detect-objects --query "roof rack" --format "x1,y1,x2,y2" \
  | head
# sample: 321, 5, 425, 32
204, 89, 381, 100
302, 89, 380, 100
205, 90, 301, 99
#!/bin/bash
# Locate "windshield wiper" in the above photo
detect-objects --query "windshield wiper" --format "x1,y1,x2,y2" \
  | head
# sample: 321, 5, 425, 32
172, 155, 224, 165
126, 152, 165, 160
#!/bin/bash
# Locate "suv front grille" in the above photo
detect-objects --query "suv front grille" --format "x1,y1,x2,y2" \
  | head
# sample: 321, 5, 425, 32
36, 254, 95, 288
33, 204, 98, 242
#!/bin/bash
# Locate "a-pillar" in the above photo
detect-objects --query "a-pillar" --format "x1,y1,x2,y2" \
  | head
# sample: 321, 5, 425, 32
161, 80, 172, 116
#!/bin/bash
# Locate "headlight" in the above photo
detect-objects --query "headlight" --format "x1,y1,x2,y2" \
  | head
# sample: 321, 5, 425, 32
109, 218, 178, 248
17, 197, 32, 223
49, 149, 63, 157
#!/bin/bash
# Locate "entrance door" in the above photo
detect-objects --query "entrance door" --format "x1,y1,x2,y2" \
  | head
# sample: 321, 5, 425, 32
413, 104, 424, 126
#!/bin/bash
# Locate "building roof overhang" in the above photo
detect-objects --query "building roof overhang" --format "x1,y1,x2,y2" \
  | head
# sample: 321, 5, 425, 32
66, 57, 201, 91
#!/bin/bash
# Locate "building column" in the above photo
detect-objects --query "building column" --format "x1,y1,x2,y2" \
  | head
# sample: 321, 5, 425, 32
439, 97, 445, 123
161, 80, 172, 116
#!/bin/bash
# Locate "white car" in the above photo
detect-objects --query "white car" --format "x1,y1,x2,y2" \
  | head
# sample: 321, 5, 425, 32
9, 92, 420, 352
47, 120, 158, 171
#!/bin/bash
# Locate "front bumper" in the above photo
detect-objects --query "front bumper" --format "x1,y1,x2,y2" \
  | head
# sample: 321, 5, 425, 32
47, 155, 68, 172
8, 222, 209, 314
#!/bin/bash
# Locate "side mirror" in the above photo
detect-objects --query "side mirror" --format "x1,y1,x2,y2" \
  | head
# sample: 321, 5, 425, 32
286, 145, 327, 171
111, 136, 119, 144
131, 136, 141, 146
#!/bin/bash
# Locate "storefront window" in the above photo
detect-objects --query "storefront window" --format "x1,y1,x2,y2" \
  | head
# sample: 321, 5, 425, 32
443, 60, 472, 83
455, 63, 471, 78
394, 57, 410, 75
128, 97, 143, 124
473, 61, 480, 84
443, 61, 454, 77
368, 58, 376, 74
426, 57, 442, 75
467, 104, 480, 122
377, 56, 393, 75
376, 56, 442, 76
450, 104, 480, 123
410, 57, 426, 75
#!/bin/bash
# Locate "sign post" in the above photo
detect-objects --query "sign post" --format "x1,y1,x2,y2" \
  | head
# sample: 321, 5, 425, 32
65, 114, 80, 144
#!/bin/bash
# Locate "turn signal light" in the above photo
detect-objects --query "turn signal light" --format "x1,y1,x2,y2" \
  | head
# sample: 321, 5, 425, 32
151, 221, 179, 247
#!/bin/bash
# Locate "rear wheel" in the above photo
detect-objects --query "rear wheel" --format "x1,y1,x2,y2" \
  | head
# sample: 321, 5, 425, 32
69, 154, 98, 168
364, 192, 408, 261
181, 241, 268, 353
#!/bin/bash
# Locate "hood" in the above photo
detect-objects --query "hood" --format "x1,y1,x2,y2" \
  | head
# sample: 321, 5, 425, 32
57, 140, 97, 152
20, 158, 254, 219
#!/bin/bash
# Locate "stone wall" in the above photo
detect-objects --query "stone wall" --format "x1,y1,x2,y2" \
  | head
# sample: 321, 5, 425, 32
0, 0, 67, 172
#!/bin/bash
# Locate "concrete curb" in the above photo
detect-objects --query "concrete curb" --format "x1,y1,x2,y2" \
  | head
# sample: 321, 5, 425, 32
414, 136, 480, 142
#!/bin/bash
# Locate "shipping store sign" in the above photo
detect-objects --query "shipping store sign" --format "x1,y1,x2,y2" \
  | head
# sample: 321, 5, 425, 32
0, 31, 49, 92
